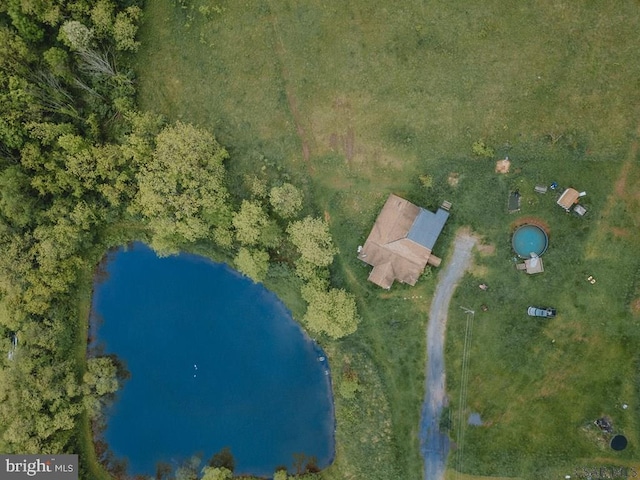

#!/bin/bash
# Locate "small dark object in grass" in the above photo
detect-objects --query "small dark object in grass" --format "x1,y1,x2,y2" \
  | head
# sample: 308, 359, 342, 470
611, 435, 627, 451
481, 304, 488, 312
595, 417, 613, 433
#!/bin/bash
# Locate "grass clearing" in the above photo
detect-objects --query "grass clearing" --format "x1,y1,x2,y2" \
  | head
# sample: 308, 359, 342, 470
133, 1, 640, 478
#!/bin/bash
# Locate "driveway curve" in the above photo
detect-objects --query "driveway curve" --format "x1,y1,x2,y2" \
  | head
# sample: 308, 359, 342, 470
419, 232, 477, 480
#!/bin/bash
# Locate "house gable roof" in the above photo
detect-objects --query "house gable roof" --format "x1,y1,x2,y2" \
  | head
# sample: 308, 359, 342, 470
367, 195, 420, 245
368, 262, 395, 290
358, 194, 449, 289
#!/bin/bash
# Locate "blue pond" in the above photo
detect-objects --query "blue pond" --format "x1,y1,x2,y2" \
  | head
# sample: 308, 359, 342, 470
91, 243, 334, 477
512, 224, 548, 258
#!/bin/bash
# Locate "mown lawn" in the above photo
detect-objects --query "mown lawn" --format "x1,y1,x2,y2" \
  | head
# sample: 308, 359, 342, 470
132, 1, 640, 478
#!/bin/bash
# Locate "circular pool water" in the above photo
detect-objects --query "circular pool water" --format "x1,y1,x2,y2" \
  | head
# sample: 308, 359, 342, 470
512, 224, 548, 258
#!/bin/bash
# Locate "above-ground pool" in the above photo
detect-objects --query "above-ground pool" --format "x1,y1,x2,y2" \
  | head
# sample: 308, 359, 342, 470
512, 224, 548, 258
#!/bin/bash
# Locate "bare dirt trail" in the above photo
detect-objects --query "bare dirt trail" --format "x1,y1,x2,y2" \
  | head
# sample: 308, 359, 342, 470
268, 11, 315, 173
585, 123, 640, 257
420, 231, 477, 480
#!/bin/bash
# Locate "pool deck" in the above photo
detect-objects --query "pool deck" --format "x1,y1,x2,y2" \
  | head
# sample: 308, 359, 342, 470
516, 256, 545, 274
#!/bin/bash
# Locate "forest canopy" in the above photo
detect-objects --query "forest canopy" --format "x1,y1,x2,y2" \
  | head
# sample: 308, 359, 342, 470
0, 1, 358, 478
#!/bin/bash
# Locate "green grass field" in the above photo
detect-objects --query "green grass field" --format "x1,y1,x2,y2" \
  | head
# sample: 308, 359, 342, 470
132, 1, 640, 478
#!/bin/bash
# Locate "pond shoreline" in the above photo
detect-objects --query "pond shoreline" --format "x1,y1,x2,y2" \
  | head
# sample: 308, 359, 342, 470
87, 243, 336, 478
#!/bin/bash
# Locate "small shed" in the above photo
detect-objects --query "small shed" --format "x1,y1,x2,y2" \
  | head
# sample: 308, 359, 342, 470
557, 188, 580, 211
508, 191, 521, 213
574, 204, 587, 216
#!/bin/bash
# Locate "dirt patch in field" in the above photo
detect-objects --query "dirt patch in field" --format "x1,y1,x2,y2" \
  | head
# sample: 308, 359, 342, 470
329, 127, 355, 162
310, 95, 411, 172
469, 239, 495, 277
536, 368, 570, 398
326, 132, 407, 169
345, 127, 355, 161
613, 153, 640, 203
448, 172, 460, 187
588, 130, 640, 258
613, 162, 635, 207
326, 96, 356, 162
510, 216, 551, 234
611, 227, 631, 238
615, 167, 629, 196
476, 242, 496, 256
495, 158, 511, 174
329, 133, 338, 150
611, 127, 640, 204
631, 298, 640, 316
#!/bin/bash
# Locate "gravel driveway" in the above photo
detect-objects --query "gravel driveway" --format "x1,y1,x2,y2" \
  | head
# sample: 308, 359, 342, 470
419, 232, 477, 480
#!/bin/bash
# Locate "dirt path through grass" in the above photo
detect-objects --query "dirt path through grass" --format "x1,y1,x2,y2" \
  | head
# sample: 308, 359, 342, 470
587, 123, 640, 251
420, 231, 477, 480
268, 11, 314, 172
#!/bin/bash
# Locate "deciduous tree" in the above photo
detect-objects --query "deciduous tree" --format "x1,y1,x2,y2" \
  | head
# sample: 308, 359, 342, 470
174, 455, 201, 480
113, 6, 141, 52
287, 216, 337, 268
233, 200, 266, 246
84, 357, 118, 397
135, 121, 232, 254
301, 281, 359, 339
273, 470, 289, 480
90, 0, 114, 36
59, 20, 94, 51
232, 200, 281, 248
207, 446, 235, 472
245, 174, 267, 199
234, 247, 269, 283
269, 183, 303, 219
0, 166, 38, 228
201, 467, 233, 480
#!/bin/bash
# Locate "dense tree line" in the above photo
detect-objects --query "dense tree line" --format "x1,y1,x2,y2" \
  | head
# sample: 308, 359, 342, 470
0, 1, 358, 478
0, 0, 147, 469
